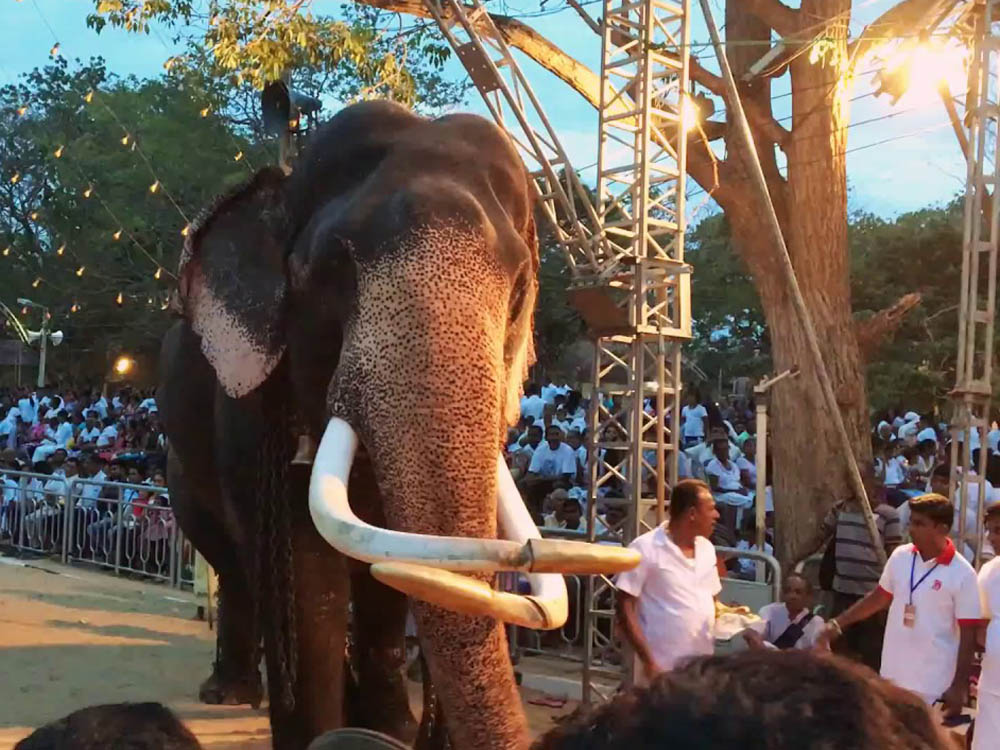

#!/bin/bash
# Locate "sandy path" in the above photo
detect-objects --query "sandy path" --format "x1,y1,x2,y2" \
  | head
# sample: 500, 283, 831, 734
0, 554, 574, 749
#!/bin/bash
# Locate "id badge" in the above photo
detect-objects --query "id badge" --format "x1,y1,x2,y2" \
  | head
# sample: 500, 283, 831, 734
903, 604, 916, 628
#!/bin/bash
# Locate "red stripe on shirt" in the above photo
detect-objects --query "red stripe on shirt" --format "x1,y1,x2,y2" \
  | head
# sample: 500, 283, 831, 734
877, 585, 893, 599
958, 619, 986, 627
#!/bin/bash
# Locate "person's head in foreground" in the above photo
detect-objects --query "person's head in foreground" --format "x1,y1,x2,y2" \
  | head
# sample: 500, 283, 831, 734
669, 479, 718, 539
907, 493, 954, 555
533, 650, 950, 750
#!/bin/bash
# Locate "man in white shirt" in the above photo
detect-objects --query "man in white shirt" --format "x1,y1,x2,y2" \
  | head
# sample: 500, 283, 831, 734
54, 411, 74, 448
975, 504, 1000, 750
616, 479, 721, 683
681, 392, 707, 447
76, 412, 102, 451
819, 493, 981, 716
742, 574, 825, 650
520, 383, 545, 425
526, 426, 577, 482
77, 454, 108, 513
96, 418, 119, 448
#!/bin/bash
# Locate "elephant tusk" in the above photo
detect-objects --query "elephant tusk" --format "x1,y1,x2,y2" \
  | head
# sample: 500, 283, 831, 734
309, 418, 640, 576
370, 562, 564, 630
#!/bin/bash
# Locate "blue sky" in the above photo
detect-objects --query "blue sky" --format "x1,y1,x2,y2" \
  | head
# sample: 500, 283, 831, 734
1, 0, 968, 220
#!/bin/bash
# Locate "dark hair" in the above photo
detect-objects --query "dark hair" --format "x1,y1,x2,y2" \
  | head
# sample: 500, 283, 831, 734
669, 479, 709, 521
918, 439, 936, 451
532, 651, 949, 750
784, 573, 812, 594
14, 701, 201, 750
908, 493, 955, 528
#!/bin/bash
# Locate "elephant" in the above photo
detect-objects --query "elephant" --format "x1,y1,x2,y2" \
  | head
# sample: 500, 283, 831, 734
157, 99, 636, 750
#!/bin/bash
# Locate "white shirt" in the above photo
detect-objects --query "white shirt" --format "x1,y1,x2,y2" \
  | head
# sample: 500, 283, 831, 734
528, 441, 577, 476
878, 542, 982, 699
54, 422, 73, 448
736, 539, 773, 576
520, 394, 545, 424
1, 476, 18, 506
615, 527, 721, 672
17, 397, 35, 424
979, 556, 1000, 696
989, 428, 1000, 454
139, 397, 157, 413
751, 602, 825, 650
704, 457, 742, 492
79, 470, 106, 510
97, 425, 118, 447
78, 426, 101, 445
884, 455, 907, 486
916, 427, 937, 444
91, 397, 108, 419
681, 404, 707, 438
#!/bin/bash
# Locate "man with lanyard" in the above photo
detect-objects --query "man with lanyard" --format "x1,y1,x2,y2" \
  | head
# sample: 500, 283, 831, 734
616, 479, 721, 684
817, 493, 981, 716
975, 503, 1000, 750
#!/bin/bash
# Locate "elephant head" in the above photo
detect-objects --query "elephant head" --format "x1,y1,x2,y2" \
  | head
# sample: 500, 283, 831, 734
177, 100, 636, 747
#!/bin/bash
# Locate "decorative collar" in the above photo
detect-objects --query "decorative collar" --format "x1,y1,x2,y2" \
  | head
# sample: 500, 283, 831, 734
912, 537, 956, 565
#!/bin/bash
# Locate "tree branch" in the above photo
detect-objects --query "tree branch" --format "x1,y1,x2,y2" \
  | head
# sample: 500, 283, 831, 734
848, 0, 954, 72
742, 0, 800, 37
690, 58, 789, 148
854, 292, 923, 361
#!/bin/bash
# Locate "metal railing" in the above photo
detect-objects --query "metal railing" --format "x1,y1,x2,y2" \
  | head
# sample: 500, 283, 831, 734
0, 470, 193, 589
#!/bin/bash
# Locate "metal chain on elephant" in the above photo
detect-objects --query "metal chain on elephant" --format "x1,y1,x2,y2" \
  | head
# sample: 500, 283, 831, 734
256, 408, 298, 712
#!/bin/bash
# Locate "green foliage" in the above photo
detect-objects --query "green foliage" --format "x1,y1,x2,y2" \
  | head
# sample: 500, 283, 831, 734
683, 201, 975, 413
0, 57, 253, 378
87, 0, 468, 109
533, 243, 585, 376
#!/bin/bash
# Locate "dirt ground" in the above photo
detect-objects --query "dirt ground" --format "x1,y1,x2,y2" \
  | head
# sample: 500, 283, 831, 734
0, 554, 576, 749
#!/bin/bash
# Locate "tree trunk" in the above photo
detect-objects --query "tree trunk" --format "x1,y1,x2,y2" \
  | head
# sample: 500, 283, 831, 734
721, 0, 870, 562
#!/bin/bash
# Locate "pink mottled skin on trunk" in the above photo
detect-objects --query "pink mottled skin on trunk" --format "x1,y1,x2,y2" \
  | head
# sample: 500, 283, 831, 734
329, 223, 536, 750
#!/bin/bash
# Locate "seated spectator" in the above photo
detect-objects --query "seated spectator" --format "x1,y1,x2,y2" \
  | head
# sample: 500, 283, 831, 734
543, 496, 582, 531
96, 417, 118, 449
531, 650, 952, 750
76, 412, 102, 452
526, 426, 576, 485
704, 429, 752, 530
742, 574, 824, 650
733, 517, 773, 580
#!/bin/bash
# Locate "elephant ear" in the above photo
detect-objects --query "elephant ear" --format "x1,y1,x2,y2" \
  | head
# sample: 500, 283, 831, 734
178, 167, 289, 399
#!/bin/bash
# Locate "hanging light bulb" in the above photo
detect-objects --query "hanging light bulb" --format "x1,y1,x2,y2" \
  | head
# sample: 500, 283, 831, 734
160, 299, 169, 311
16, 105, 27, 116
116, 291, 124, 306
121, 134, 130, 146
113, 229, 123, 241
31, 278, 40, 288
84, 90, 94, 103
200, 106, 210, 117
233, 151, 244, 162
149, 180, 160, 194
83, 186, 93, 198
10, 173, 21, 184
53, 145, 64, 158
75, 265, 85, 276
70, 302, 79, 313
2, 246, 9, 256
56, 243, 65, 256
180, 224, 190, 237
154, 267, 162, 280
29, 211, 38, 221
147, 297, 153, 305
21, 306, 28, 315
49, 42, 60, 56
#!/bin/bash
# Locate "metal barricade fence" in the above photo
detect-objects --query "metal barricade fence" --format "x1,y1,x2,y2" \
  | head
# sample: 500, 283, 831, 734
0, 469, 68, 556
0, 470, 194, 590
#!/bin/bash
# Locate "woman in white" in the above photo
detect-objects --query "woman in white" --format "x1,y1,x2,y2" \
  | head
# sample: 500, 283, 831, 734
976, 504, 1000, 750
704, 429, 753, 529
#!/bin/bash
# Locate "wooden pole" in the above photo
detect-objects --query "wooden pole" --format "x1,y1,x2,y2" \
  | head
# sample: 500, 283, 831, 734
698, 0, 885, 565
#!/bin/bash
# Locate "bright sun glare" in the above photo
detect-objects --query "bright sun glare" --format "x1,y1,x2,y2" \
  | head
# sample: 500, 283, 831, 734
869, 38, 970, 107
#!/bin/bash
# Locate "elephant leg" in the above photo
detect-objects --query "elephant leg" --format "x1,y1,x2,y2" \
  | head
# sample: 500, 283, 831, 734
264, 475, 349, 750
167, 454, 262, 707
349, 567, 418, 743
200, 572, 263, 707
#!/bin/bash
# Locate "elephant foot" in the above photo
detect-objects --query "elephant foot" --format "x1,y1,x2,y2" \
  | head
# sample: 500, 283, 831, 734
198, 668, 263, 708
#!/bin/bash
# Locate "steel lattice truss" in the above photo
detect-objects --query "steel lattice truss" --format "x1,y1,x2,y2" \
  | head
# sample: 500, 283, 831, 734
420, 0, 691, 704
950, 0, 1000, 567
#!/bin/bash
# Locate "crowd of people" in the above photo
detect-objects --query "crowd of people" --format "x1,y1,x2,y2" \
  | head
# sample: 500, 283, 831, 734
0, 384, 172, 570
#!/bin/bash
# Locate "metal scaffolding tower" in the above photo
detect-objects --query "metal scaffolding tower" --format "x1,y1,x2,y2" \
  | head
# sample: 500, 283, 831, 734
949, 0, 1000, 568
421, 0, 691, 703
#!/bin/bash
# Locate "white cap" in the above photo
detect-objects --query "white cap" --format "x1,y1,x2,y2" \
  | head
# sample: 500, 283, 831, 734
904, 411, 920, 422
